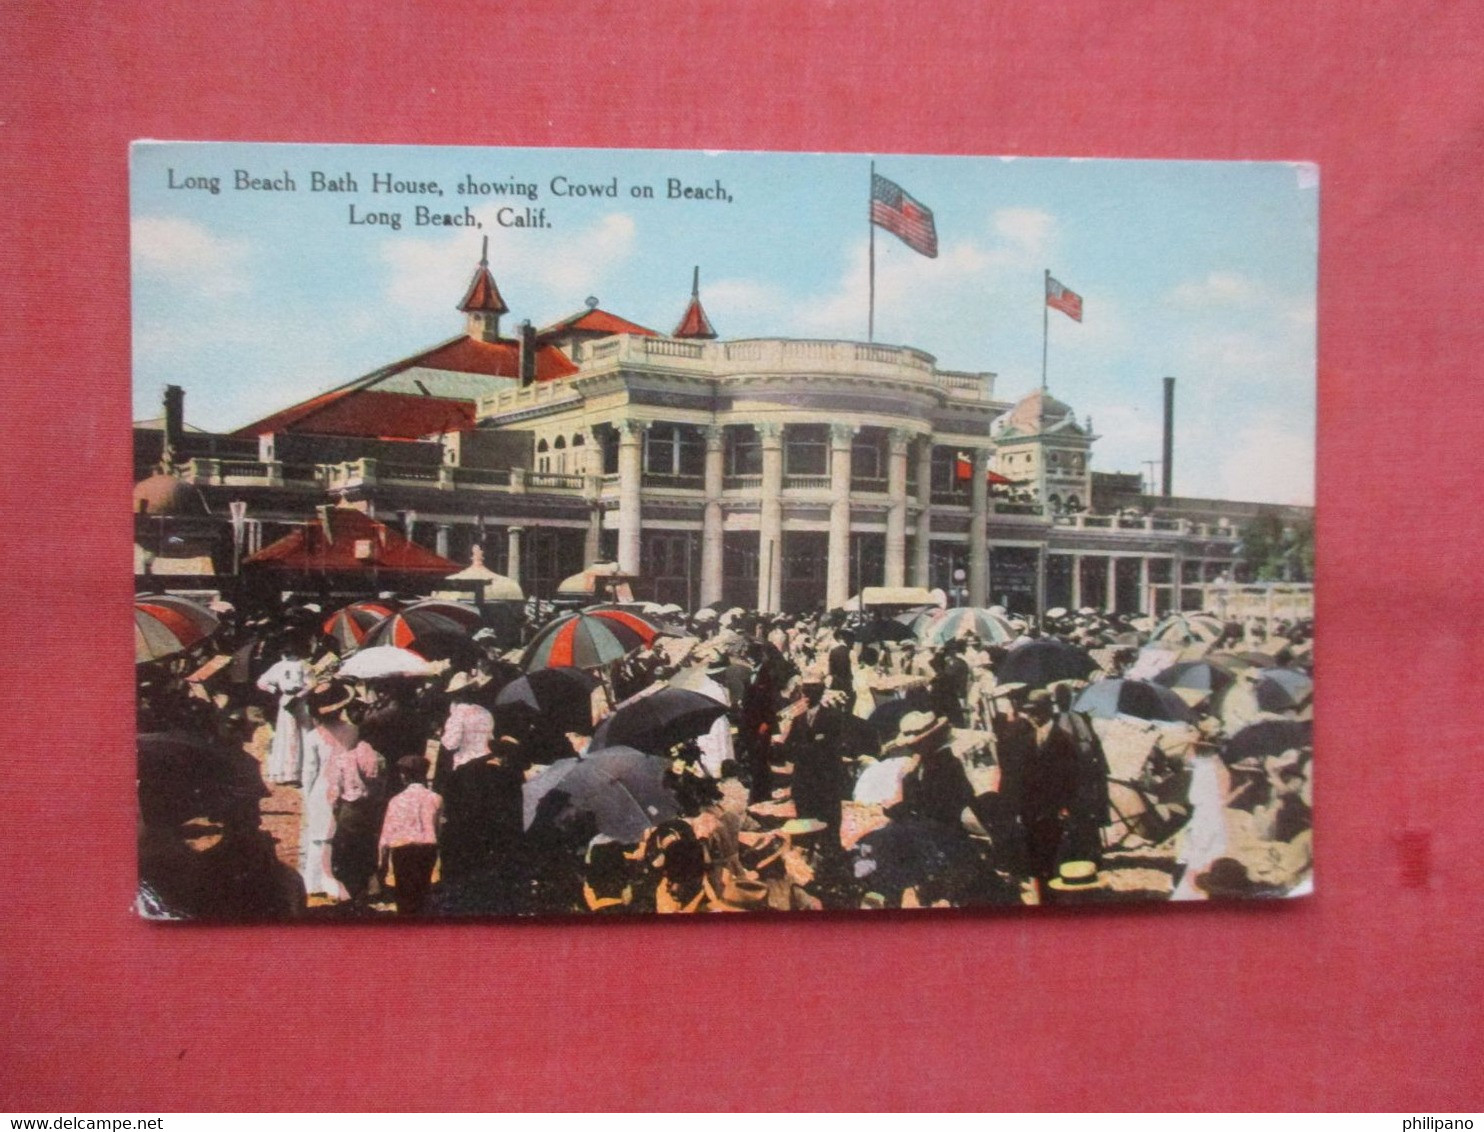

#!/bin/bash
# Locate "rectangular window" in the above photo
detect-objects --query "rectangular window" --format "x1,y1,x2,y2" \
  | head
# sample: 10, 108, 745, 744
726, 428, 762, 477
785, 424, 828, 476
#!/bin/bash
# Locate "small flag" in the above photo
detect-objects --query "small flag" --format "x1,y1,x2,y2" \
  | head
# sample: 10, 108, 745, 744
1046, 275, 1083, 321
871, 173, 938, 258
955, 451, 974, 481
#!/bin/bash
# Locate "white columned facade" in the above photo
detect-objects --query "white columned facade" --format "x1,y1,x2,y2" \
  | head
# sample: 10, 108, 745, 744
506, 526, 523, 585
758, 422, 783, 612
910, 437, 933, 587
616, 418, 645, 576
700, 425, 725, 606
826, 422, 856, 610
968, 446, 990, 608
885, 428, 910, 587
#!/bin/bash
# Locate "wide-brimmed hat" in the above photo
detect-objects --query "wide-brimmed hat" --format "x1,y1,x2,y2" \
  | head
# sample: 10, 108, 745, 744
779, 817, 829, 838
893, 710, 949, 748
1047, 859, 1107, 891
309, 682, 355, 717
1194, 857, 1276, 898
737, 830, 788, 872
986, 681, 1027, 702
718, 875, 769, 909
445, 670, 489, 695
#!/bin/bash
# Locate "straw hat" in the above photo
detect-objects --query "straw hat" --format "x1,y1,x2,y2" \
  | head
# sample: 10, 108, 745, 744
309, 682, 355, 717
779, 817, 829, 838
1047, 859, 1108, 891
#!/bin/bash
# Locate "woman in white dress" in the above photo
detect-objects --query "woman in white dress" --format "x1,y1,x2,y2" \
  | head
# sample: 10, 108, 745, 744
299, 683, 355, 902
256, 644, 311, 785
1171, 736, 1232, 900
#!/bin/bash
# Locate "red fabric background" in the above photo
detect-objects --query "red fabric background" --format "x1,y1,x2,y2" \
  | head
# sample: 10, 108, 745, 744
3, 1, 1481, 1112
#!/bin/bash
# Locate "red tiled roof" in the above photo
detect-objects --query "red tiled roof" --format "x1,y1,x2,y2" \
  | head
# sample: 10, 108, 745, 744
238, 390, 475, 440
458, 264, 508, 314
673, 295, 717, 339
413, 336, 579, 381
245, 507, 459, 574
233, 337, 578, 438
541, 308, 656, 338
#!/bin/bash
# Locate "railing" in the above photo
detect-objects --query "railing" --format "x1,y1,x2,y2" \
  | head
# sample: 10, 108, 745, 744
525, 471, 585, 491
930, 489, 971, 506
453, 466, 512, 487
783, 474, 832, 491
567, 334, 991, 399
993, 502, 1045, 516
380, 464, 440, 482
641, 472, 704, 491
723, 474, 762, 491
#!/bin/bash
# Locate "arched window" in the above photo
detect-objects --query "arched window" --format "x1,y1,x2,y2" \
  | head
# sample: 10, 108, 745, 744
536, 438, 549, 473
1048, 493, 1062, 513
1066, 494, 1081, 512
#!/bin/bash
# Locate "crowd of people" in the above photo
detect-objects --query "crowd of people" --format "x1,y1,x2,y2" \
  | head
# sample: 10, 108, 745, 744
136, 593, 1315, 919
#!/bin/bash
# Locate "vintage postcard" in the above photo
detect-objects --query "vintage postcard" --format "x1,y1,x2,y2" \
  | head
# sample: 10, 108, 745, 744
132, 142, 1315, 918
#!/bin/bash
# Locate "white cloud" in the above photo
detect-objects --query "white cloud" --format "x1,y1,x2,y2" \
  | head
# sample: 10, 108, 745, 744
992, 208, 1055, 256
380, 209, 638, 324
1170, 271, 1263, 308
131, 216, 251, 296
1214, 415, 1314, 505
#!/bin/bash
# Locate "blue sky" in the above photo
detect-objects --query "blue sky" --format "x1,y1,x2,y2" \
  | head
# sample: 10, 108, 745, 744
132, 143, 1316, 505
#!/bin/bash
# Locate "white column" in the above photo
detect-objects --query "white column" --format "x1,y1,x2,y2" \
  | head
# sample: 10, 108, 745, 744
968, 446, 990, 608
435, 523, 451, 559
910, 437, 933, 587
1105, 555, 1117, 614
700, 425, 725, 606
826, 422, 856, 610
1139, 556, 1151, 615
885, 428, 910, 587
758, 422, 783, 612
506, 526, 524, 585
1071, 552, 1083, 609
616, 418, 645, 575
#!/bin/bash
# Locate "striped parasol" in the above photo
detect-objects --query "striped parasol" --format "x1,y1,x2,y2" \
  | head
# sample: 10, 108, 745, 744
581, 605, 667, 643
359, 606, 480, 665
1149, 613, 1225, 647
521, 612, 649, 671
912, 606, 1017, 646
396, 598, 483, 631
321, 601, 396, 651
135, 594, 220, 664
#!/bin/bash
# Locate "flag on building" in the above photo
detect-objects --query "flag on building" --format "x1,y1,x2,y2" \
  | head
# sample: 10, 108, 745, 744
871, 174, 938, 258
955, 451, 974, 480
1046, 275, 1083, 321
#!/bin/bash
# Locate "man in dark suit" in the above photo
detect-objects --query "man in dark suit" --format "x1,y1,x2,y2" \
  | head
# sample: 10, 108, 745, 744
778, 673, 851, 845
827, 628, 856, 715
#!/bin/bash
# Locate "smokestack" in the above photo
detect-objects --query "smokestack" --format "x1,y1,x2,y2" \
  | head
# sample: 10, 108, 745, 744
1161, 376, 1175, 498
162, 384, 184, 466
518, 320, 537, 387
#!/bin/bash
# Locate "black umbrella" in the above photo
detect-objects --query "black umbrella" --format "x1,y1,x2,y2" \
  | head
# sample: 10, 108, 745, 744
522, 745, 679, 843
137, 731, 269, 827
995, 640, 1098, 688
1222, 720, 1313, 765
854, 819, 980, 901
857, 619, 916, 645
1072, 678, 1197, 723
589, 687, 728, 756
495, 666, 600, 735
1152, 659, 1237, 698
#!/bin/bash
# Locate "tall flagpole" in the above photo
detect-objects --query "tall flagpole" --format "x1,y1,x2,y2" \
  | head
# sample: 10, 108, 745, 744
868, 161, 876, 343
1041, 268, 1050, 391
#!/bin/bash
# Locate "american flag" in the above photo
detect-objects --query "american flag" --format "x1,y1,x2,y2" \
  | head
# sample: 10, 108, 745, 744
1046, 275, 1083, 322
871, 174, 938, 258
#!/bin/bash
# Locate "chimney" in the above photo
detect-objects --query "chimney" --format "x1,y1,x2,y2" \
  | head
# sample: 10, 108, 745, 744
518, 319, 537, 387
1161, 376, 1175, 498
162, 384, 184, 467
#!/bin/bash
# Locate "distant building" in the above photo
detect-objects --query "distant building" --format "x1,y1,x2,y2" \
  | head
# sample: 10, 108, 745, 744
135, 248, 1310, 615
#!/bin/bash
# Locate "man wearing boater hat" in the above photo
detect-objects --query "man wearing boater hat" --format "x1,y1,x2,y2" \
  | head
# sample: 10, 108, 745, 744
888, 710, 974, 833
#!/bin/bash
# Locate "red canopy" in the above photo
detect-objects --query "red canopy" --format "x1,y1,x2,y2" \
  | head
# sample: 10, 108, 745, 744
245, 508, 458, 575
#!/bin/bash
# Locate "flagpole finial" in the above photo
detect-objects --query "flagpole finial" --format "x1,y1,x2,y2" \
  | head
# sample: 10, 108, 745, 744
691, 265, 700, 298
480, 235, 489, 267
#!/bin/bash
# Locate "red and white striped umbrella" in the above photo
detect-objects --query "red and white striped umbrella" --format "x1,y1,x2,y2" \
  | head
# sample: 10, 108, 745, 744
521, 612, 649, 672
135, 594, 220, 664
321, 601, 396, 651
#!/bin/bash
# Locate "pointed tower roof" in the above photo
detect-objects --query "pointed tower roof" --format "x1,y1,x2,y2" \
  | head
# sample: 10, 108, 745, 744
457, 236, 508, 314
995, 388, 1081, 438
672, 266, 717, 339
